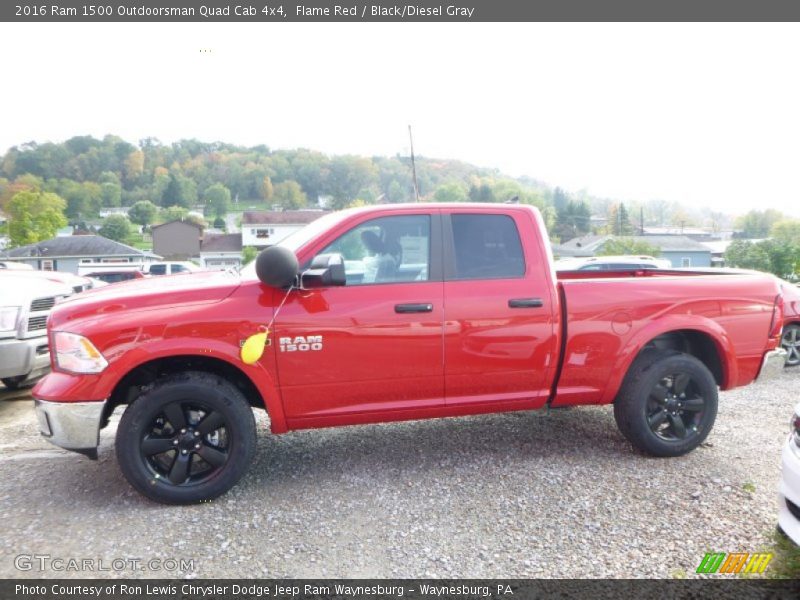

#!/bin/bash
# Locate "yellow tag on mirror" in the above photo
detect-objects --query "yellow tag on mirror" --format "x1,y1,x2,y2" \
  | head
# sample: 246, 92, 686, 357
240, 331, 268, 365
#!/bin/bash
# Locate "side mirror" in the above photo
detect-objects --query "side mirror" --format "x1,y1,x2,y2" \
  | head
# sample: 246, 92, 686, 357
301, 253, 346, 288
255, 246, 299, 288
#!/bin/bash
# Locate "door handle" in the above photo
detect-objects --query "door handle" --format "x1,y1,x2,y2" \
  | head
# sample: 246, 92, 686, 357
508, 298, 544, 308
395, 303, 434, 313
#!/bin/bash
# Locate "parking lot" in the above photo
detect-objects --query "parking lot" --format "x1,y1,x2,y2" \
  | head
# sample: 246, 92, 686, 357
0, 370, 796, 579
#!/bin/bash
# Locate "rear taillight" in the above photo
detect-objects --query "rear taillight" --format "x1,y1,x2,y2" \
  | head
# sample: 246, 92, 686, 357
769, 293, 784, 339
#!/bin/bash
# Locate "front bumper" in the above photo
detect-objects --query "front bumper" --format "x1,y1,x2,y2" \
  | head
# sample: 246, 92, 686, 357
0, 335, 50, 380
756, 348, 787, 383
34, 398, 106, 458
779, 437, 800, 546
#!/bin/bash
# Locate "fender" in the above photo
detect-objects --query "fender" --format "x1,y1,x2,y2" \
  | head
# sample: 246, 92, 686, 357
34, 337, 289, 434
599, 315, 736, 405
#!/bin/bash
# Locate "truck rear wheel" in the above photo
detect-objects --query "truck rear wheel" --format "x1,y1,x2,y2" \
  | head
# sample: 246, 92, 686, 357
116, 372, 256, 504
614, 349, 718, 457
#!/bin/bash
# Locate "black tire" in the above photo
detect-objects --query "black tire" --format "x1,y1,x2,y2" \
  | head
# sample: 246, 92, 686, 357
116, 372, 256, 504
2, 375, 29, 390
782, 324, 800, 367
614, 349, 718, 457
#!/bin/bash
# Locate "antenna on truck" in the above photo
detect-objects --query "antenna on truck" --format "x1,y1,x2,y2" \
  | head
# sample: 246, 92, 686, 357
408, 125, 420, 202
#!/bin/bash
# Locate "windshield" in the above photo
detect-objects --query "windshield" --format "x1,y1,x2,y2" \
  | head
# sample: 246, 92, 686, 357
239, 210, 355, 279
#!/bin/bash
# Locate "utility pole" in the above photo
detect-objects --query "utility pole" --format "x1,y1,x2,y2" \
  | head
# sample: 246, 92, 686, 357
408, 125, 420, 202
640, 206, 644, 235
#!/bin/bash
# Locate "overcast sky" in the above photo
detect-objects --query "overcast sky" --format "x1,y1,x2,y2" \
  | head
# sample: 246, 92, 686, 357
2, 22, 799, 216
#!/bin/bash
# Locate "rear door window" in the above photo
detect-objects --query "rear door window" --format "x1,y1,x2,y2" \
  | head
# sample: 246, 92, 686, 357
448, 214, 525, 280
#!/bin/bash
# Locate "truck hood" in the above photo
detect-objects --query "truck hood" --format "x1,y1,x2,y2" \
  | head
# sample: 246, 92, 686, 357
0, 273, 74, 303
49, 270, 242, 329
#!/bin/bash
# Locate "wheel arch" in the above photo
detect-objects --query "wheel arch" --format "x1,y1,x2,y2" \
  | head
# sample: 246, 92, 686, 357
602, 318, 735, 405
103, 353, 286, 433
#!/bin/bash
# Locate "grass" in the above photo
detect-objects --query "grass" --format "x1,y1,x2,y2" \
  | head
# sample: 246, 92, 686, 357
743, 482, 757, 493
766, 529, 800, 579
123, 235, 153, 251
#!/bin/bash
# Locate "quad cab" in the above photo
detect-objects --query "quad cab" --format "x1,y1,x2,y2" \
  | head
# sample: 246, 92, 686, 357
32, 204, 786, 503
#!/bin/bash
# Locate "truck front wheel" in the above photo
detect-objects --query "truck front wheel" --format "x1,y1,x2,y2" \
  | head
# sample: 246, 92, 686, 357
116, 372, 256, 504
614, 349, 718, 457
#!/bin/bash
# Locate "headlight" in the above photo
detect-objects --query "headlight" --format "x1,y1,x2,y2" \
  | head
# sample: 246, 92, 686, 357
0, 306, 21, 333
53, 332, 108, 374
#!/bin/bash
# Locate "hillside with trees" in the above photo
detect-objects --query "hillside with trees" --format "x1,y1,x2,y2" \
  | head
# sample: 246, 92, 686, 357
1, 135, 798, 280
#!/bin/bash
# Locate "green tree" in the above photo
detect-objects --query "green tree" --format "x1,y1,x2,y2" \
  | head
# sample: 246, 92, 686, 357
156, 209, 205, 228
761, 239, 799, 279
554, 199, 592, 241
433, 182, 468, 203
273, 180, 308, 210
735, 209, 784, 238
608, 203, 635, 235
204, 183, 232, 218
100, 181, 122, 207
7, 190, 68, 247
242, 246, 258, 266
468, 181, 495, 203
98, 214, 132, 242
327, 156, 378, 209
724, 240, 771, 272
161, 173, 195, 208
599, 238, 660, 257
159, 205, 188, 222
128, 200, 158, 227
771, 219, 800, 245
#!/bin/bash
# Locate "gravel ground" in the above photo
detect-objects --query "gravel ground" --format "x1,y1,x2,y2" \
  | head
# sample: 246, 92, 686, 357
0, 369, 796, 579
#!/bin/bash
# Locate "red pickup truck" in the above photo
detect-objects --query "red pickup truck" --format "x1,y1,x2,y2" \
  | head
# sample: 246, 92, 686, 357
33, 203, 787, 504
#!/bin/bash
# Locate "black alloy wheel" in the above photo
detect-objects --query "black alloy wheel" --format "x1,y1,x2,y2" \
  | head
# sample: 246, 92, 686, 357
116, 372, 256, 504
644, 371, 708, 441
140, 401, 230, 486
614, 349, 718, 457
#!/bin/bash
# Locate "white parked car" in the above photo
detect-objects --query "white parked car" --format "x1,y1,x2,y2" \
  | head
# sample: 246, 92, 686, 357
0, 273, 73, 389
555, 255, 673, 271
779, 403, 800, 545
143, 261, 200, 276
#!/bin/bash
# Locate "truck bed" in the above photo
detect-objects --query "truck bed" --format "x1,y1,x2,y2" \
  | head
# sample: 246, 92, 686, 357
553, 269, 780, 407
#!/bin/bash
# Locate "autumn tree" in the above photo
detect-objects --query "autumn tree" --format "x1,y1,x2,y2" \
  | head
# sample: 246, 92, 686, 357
259, 176, 274, 201
273, 181, 308, 210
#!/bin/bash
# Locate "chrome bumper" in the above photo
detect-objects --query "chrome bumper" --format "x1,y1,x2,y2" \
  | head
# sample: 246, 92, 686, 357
34, 399, 106, 457
756, 348, 788, 383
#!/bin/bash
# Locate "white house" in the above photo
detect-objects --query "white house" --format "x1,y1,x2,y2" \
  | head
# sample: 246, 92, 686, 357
241, 210, 326, 248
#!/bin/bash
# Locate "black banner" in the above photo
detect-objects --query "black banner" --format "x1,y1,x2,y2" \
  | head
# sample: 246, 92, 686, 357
4, 579, 800, 600
5, 1, 800, 22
